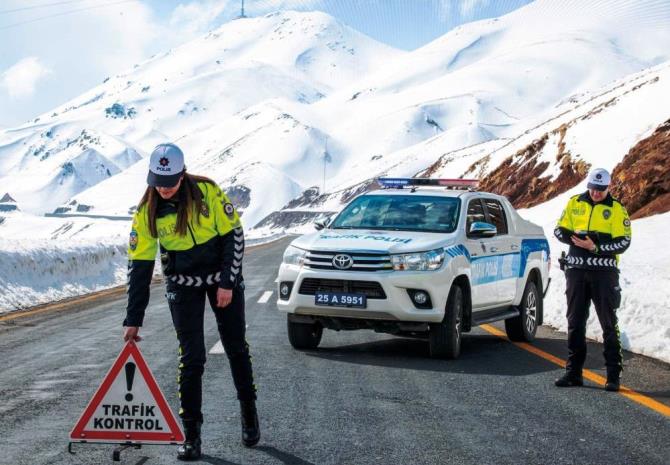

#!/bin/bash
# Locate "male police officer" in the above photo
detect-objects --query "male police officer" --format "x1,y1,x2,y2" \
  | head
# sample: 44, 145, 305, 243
554, 168, 632, 391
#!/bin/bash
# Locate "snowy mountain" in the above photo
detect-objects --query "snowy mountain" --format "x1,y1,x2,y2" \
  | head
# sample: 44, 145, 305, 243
3, 1, 669, 227
0, 10, 400, 217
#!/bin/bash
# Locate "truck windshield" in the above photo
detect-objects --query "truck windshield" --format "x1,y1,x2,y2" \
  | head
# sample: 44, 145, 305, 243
331, 195, 460, 233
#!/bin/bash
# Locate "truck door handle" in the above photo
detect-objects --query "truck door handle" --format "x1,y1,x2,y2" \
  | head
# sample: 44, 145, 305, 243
511, 245, 519, 251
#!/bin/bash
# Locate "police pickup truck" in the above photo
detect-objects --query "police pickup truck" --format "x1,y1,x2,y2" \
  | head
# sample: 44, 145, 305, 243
276, 178, 551, 358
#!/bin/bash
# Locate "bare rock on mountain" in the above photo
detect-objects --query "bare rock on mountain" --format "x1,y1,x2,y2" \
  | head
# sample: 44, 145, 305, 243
610, 119, 670, 219
285, 186, 323, 209
477, 127, 590, 209
0, 193, 19, 212
225, 185, 251, 210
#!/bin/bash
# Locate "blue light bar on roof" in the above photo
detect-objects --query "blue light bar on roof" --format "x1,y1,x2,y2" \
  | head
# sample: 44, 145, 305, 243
377, 178, 412, 188
377, 177, 479, 189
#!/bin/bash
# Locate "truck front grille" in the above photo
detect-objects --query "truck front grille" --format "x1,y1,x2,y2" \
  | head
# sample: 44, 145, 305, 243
304, 250, 392, 272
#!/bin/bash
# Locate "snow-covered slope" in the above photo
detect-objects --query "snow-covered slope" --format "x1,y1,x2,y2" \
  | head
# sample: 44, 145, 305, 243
5, 1, 669, 225
307, 0, 670, 193
0, 10, 400, 215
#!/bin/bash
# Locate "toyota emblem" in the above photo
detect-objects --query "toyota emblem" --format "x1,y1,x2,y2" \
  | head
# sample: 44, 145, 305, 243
332, 254, 353, 270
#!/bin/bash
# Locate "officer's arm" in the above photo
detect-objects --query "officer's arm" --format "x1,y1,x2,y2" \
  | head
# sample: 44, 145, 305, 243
124, 210, 157, 327
554, 201, 574, 245
212, 186, 244, 289
596, 203, 632, 255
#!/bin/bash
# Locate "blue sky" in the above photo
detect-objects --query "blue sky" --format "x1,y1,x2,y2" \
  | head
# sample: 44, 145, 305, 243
0, 0, 532, 127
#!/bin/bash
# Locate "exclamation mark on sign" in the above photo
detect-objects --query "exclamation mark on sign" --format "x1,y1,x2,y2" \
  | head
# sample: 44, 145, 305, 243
125, 362, 136, 402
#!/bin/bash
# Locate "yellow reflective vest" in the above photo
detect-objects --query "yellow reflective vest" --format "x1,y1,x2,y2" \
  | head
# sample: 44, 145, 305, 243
124, 180, 244, 326
554, 192, 631, 270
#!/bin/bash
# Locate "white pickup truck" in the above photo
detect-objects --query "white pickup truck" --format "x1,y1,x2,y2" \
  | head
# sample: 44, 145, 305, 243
276, 178, 551, 358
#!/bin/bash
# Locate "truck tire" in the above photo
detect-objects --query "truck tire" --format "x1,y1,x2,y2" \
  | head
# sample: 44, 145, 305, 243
505, 279, 540, 342
287, 316, 323, 350
429, 284, 463, 359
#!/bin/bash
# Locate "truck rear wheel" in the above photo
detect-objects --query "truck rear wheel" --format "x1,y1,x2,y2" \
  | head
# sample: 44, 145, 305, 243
505, 280, 540, 342
287, 315, 323, 350
429, 284, 463, 359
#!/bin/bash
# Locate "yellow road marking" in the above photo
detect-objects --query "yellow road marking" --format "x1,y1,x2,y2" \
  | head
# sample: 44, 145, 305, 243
480, 324, 670, 418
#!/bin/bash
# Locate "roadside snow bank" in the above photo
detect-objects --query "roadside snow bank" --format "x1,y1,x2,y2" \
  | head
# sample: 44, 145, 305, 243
0, 213, 285, 314
0, 239, 127, 312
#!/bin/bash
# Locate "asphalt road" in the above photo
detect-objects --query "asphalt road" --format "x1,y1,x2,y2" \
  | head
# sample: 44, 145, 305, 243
0, 236, 668, 465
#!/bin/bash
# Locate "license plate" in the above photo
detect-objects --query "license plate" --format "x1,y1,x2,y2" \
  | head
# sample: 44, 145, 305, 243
315, 291, 367, 308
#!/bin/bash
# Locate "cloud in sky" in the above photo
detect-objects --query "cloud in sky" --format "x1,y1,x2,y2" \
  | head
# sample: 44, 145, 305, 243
1, 57, 52, 99
438, 0, 492, 23
0, 0, 163, 125
245, 0, 325, 15
169, 0, 231, 38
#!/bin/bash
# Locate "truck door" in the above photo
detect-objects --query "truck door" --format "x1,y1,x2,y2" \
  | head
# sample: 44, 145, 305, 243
464, 198, 499, 308
482, 198, 521, 304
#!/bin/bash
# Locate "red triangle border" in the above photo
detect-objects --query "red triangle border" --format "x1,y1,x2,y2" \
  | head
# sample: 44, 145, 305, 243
69, 341, 184, 444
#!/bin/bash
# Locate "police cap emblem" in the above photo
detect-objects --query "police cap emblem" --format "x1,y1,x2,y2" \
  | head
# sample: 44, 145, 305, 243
223, 202, 235, 218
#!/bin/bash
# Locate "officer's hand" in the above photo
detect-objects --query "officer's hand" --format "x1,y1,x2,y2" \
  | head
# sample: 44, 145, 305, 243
571, 235, 596, 252
123, 326, 142, 342
217, 288, 233, 308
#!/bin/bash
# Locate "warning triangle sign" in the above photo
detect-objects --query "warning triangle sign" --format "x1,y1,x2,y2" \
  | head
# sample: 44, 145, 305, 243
70, 340, 184, 444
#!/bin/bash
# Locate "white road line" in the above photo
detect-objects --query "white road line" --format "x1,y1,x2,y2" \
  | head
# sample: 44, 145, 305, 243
209, 340, 225, 354
209, 325, 249, 355
258, 290, 273, 304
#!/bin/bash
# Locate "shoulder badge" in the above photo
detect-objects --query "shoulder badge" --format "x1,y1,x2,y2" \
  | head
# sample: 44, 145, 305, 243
624, 218, 631, 227
129, 230, 139, 251
223, 202, 235, 219
201, 203, 210, 218
603, 209, 611, 220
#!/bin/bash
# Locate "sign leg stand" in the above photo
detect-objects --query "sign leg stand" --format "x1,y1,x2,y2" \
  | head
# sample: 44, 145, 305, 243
112, 443, 142, 462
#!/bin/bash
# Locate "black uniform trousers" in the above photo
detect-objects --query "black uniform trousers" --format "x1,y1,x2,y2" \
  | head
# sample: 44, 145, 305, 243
167, 282, 256, 423
565, 268, 623, 376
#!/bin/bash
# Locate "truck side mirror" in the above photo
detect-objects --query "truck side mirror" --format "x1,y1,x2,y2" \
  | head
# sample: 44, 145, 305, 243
468, 222, 497, 238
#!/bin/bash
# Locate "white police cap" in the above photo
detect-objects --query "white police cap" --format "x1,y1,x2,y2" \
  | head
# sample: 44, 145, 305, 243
587, 168, 611, 191
147, 143, 185, 187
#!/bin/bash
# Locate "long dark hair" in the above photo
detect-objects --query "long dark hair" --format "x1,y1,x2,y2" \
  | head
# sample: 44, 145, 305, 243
138, 172, 217, 238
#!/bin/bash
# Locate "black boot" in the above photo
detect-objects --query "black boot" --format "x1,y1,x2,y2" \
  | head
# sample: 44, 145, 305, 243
177, 420, 202, 461
605, 370, 621, 392
240, 400, 260, 447
555, 372, 584, 387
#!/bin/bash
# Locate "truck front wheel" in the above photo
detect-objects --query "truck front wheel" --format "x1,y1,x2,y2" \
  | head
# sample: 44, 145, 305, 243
429, 284, 463, 359
287, 315, 323, 350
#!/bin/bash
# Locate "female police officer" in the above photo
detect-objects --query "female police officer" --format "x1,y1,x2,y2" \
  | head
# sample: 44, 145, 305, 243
122, 143, 259, 460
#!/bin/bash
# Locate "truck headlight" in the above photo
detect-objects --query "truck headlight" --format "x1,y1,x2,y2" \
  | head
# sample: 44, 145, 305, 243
391, 248, 445, 271
282, 245, 307, 267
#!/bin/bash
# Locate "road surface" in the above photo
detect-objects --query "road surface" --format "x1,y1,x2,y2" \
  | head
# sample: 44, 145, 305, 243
0, 237, 668, 465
